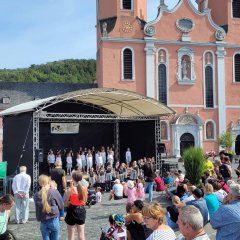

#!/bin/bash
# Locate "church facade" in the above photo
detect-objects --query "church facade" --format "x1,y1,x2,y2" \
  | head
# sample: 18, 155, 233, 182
96, 0, 240, 157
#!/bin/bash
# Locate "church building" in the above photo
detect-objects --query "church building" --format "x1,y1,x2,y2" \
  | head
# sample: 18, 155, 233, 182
96, 0, 240, 157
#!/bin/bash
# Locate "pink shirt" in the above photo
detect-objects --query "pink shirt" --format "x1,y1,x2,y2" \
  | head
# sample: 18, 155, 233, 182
135, 183, 145, 201
127, 187, 136, 204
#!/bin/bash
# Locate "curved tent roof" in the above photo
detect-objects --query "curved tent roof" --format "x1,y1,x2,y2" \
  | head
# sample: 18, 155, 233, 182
0, 88, 174, 118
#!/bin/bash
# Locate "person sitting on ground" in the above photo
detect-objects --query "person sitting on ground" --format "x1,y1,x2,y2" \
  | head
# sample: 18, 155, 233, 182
126, 180, 136, 204
203, 183, 219, 217
212, 181, 227, 203
100, 215, 115, 240
177, 188, 209, 226
106, 214, 127, 240
96, 187, 102, 204
176, 205, 210, 240
135, 182, 145, 201
109, 179, 123, 200
181, 185, 196, 203
142, 202, 176, 240
174, 179, 189, 200
211, 183, 240, 240
0, 194, 15, 239
125, 200, 152, 240
154, 172, 165, 192
165, 195, 180, 230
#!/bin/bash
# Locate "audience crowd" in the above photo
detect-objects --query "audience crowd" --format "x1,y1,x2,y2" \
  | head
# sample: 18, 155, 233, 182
1, 147, 240, 240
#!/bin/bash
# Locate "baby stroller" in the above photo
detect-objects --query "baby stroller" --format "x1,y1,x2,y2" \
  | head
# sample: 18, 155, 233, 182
86, 188, 96, 207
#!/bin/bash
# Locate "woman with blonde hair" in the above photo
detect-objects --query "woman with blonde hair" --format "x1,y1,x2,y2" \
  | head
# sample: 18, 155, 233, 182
142, 202, 175, 240
203, 183, 219, 217
64, 171, 88, 240
34, 175, 64, 240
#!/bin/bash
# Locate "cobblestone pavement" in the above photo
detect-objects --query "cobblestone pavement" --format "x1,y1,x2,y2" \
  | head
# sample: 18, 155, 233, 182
8, 191, 217, 240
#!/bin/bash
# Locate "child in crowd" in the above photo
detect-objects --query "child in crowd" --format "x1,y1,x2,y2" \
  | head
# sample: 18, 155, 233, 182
96, 187, 102, 203
89, 168, 96, 187
126, 180, 136, 204
50, 180, 64, 221
135, 182, 145, 201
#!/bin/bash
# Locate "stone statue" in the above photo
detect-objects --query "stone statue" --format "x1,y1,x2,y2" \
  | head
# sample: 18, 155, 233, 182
203, 0, 208, 10
182, 59, 188, 79
160, 0, 165, 6
102, 22, 108, 37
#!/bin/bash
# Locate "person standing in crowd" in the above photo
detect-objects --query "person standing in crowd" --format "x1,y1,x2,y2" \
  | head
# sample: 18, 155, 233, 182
64, 171, 88, 240
0, 194, 15, 239
125, 148, 132, 167
47, 149, 55, 171
34, 175, 64, 240
176, 205, 210, 240
66, 152, 73, 175
142, 158, 155, 203
210, 183, 240, 240
80, 151, 86, 173
12, 166, 31, 224
142, 202, 176, 240
50, 160, 67, 197
219, 156, 232, 182
76, 152, 82, 172
86, 149, 93, 174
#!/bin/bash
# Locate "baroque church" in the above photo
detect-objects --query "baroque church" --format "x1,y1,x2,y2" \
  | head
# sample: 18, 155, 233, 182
96, 0, 240, 157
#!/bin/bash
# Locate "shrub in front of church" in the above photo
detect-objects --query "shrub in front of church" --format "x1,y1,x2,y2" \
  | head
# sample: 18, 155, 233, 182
183, 147, 205, 186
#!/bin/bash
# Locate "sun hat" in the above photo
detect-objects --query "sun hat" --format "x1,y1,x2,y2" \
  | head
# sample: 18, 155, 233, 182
127, 180, 134, 189
114, 179, 120, 184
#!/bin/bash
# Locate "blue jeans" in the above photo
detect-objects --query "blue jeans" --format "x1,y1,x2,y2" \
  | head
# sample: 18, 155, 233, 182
40, 217, 60, 240
165, 212, 178, 230
145, 182, 154, 202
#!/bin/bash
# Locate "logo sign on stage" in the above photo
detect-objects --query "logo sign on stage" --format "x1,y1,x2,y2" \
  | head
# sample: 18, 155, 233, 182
50, 123, 79, 134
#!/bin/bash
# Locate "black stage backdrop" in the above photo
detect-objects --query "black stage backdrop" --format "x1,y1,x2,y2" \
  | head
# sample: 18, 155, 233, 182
3, 113, 33, 177
119, 121, 155, 161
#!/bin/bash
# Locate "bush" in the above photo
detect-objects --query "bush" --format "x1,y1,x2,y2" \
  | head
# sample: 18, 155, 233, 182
183, 147, 205, 185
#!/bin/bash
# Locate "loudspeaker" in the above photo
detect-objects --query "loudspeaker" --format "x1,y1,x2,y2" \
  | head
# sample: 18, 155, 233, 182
35, 149, 44, 163
157, 143, 166, 154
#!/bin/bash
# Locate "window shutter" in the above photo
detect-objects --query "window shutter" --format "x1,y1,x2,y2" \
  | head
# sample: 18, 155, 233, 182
235, 54, 240, 82
205, 66, 214, 108
123, 49, 133, 79
122, 0, 132, 10
158, 64, 167, 105
233, 0, 240, 18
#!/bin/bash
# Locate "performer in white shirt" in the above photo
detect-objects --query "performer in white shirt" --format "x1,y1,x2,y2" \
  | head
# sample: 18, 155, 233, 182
80, 152, 86, 173
66, 152, 73, 175
12, 166, 31, 224
95, 150, 103, 170
86, 150, 93, 174
125, 147, 132, 167
47, 149, 55, 171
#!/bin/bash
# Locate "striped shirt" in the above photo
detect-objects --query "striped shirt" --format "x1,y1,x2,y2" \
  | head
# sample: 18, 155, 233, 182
146, 228, 176, 240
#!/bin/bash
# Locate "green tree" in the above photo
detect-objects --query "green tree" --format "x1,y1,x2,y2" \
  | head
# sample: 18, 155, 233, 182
217, 131, 235, 153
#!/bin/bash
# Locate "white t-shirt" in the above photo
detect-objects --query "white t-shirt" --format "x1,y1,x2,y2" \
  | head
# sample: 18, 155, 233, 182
48, 154, 55, 164
113, 184, 123, 197
96, 192, 102, 203
146, 228, 176, 240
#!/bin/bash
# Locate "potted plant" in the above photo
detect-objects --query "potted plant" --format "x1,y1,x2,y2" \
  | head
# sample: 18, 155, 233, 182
183, 147, 205, 186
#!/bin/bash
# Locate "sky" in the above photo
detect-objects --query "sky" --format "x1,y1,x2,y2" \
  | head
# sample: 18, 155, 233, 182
0, 0, 197, 69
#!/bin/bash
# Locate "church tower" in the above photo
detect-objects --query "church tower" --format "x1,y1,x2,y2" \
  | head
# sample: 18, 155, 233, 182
96, 0, 147, 88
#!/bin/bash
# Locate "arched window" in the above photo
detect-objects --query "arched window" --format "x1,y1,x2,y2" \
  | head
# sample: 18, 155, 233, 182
122, 48, 134, 80
161, 121, 168, 140
205, 66, 214, 108
122, 0, 132, 10
232, 0, 240, 18
205, 121, 215, 140
158, 64, 167, 104
234, 53, 240, 82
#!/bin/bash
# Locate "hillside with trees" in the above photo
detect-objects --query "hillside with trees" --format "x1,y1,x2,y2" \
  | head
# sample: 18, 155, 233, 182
0, 59, 96, 83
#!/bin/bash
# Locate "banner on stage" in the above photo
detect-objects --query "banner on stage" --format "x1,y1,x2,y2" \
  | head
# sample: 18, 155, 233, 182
51, 123, 79, 134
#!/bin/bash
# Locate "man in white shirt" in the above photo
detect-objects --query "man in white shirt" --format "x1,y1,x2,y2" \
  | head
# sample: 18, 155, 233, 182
12, 166, 31, 224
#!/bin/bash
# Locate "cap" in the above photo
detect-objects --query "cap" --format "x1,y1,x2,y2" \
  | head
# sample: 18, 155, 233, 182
127, 180, 134, 189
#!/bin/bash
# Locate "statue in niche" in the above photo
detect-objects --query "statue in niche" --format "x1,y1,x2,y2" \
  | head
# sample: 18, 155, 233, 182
161, 122, 168, 140
206, 122, 214, 139
206, 52, 211, 65
203, 0, 208, 10
182, 59, 189, 80
102, 22, 108, 37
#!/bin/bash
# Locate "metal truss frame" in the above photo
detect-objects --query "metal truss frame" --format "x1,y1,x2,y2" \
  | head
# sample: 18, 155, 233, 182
155, 118, 162, 174
32, 111, 160, 192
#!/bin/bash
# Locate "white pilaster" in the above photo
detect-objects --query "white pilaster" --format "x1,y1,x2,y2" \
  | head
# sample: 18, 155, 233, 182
144, 37, 156, 98
216, 45, 226, 135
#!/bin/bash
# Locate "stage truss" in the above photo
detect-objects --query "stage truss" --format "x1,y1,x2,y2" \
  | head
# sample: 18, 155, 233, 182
32, 111, 162, 192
